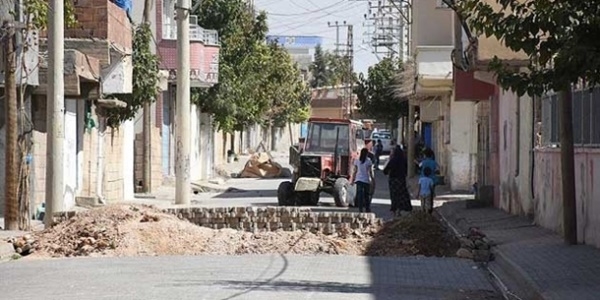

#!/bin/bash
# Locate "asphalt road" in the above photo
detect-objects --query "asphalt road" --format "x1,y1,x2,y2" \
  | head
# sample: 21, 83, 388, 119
133, 156, 426, 221
0, 155, 499, 300
0, 255, 501, 300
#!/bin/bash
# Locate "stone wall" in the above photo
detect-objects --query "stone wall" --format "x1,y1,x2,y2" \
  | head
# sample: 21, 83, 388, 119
164, 207, 383, 234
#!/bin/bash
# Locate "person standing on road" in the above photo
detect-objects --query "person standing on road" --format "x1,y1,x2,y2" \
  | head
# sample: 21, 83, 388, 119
419, 148, 439, 198
383, 145, 413, 217
351, 148, 375, 213
417, 167, 435, 214
374, 139, 383, 170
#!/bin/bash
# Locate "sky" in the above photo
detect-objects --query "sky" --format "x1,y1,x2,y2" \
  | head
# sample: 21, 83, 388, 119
254, 0, 380, 75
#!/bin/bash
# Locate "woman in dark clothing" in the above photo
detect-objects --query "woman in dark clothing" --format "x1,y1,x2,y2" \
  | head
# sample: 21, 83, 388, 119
383, 145, 413, 216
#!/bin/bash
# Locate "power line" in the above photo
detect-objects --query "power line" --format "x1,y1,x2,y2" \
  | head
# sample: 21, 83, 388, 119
266, 0, 347, 16
266, 1, 362, 26
272, 3, 363, 34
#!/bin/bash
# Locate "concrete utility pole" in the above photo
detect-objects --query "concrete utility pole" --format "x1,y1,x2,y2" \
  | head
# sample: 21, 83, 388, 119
327, 21, 342, 56
3, 21, 18, 230
358, 0, 411, 60
407, 99, 415, 177
142, 0, 153, 194
346, 24, 354, 119
175, 0, 191, 205
45, 0, 65, 227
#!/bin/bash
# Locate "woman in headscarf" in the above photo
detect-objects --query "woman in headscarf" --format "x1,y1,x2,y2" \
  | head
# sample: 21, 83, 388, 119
383, 145, 413, 217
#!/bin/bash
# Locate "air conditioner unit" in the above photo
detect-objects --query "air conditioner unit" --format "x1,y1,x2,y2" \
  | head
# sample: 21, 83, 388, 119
190, 15, 198, 26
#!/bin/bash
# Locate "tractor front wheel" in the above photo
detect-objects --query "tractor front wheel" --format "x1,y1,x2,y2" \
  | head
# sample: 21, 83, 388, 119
333, 178, 351, 207
277, 181, 295, 206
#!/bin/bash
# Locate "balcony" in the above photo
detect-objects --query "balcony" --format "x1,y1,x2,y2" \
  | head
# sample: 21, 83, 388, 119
415, 46, 453, 95
158, 21, 220, 87
162, 23, 220, 46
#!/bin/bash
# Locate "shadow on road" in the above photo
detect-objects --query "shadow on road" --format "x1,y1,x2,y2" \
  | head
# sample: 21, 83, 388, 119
213, 189, 280, 198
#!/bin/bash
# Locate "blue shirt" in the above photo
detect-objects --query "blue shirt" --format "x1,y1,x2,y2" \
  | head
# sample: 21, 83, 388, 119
419, 176, 435, 197
420, 158, 437, 179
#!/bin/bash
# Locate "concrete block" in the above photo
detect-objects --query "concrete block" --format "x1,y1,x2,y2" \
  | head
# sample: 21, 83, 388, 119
0, 242, 15, 259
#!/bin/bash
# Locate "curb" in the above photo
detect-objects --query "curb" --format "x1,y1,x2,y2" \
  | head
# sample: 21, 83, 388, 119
490, 247, 547, 300
436, 205, 547, 300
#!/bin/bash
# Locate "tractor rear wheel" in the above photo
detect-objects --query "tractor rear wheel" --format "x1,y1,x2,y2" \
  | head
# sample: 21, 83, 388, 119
277, 181, 295, 206
297, 191, 320, 206
333, 178, 351, 207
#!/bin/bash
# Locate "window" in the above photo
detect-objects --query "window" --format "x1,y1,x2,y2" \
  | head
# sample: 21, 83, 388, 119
305, 123, 350, 153
541, 87, 600, 147
162, 0, 176, 39
372, 132, 392, 140
436, 0, 451, 9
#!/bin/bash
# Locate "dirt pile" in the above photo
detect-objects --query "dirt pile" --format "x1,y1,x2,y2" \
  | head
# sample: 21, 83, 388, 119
7, 206, 457, 259
8, 205, 376, 258
365, 212, 459, 257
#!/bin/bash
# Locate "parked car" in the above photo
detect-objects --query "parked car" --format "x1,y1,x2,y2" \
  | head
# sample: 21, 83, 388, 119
370, 131, 393, 153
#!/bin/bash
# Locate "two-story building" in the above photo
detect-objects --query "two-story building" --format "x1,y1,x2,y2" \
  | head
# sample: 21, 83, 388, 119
412, 0, 478, 190
1, 0, 136, 216
448, 1, 600, 248
131, 0, 220, 186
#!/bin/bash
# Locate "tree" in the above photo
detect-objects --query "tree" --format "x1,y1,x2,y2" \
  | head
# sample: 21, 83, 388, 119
455, 0, 600, 244
309, 45, 356, 88
192, 0, 309, 132
354, 57, 407, 124
104, 23, 160, 128
262, 42, 311, 127
309, 45, 328, 88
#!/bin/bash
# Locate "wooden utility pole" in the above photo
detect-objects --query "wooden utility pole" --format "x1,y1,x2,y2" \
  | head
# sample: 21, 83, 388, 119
142, 0, 153, 194
559, 87, 577, 245
3, 21, 19, 230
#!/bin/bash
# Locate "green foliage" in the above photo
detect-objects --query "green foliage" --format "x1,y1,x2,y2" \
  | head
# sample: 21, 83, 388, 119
263, 42, 311, 127
456, 0, 600, 96
309, 45, 356, 88
24, 0, 77, 29
355, 57, 406, 123
192, 0, 309, 132
105, 23, 160, 128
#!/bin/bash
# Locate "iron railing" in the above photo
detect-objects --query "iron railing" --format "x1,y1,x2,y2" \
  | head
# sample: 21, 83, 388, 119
162, 23, 219, 45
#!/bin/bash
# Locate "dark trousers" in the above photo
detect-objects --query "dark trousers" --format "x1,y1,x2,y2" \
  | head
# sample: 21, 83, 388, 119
356, 182, 372, 212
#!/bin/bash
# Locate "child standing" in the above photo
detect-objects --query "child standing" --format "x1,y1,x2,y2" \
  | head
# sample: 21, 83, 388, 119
417, 167, 435, 214
351, 148, 375, 213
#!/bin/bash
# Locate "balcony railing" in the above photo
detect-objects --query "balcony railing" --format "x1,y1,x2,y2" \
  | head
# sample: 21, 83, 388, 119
162, 23, 220, 46
415, 45, 453, 80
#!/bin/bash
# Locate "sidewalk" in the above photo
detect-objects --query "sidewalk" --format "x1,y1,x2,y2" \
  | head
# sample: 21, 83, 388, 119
437, 200, 600, 300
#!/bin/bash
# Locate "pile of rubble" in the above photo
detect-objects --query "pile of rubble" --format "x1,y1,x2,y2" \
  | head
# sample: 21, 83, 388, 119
455, 227, 495, 262
365, 212, 459, 257
239, 152, 291, 178
5, 205, 462, 259
5, 205, 378, 258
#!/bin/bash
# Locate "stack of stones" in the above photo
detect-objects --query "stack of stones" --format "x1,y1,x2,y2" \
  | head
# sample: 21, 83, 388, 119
163, 207, 383, 234
456, 227, 495, 262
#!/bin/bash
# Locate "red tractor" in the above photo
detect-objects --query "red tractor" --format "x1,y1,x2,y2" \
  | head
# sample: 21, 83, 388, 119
278, 118, 365, 207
